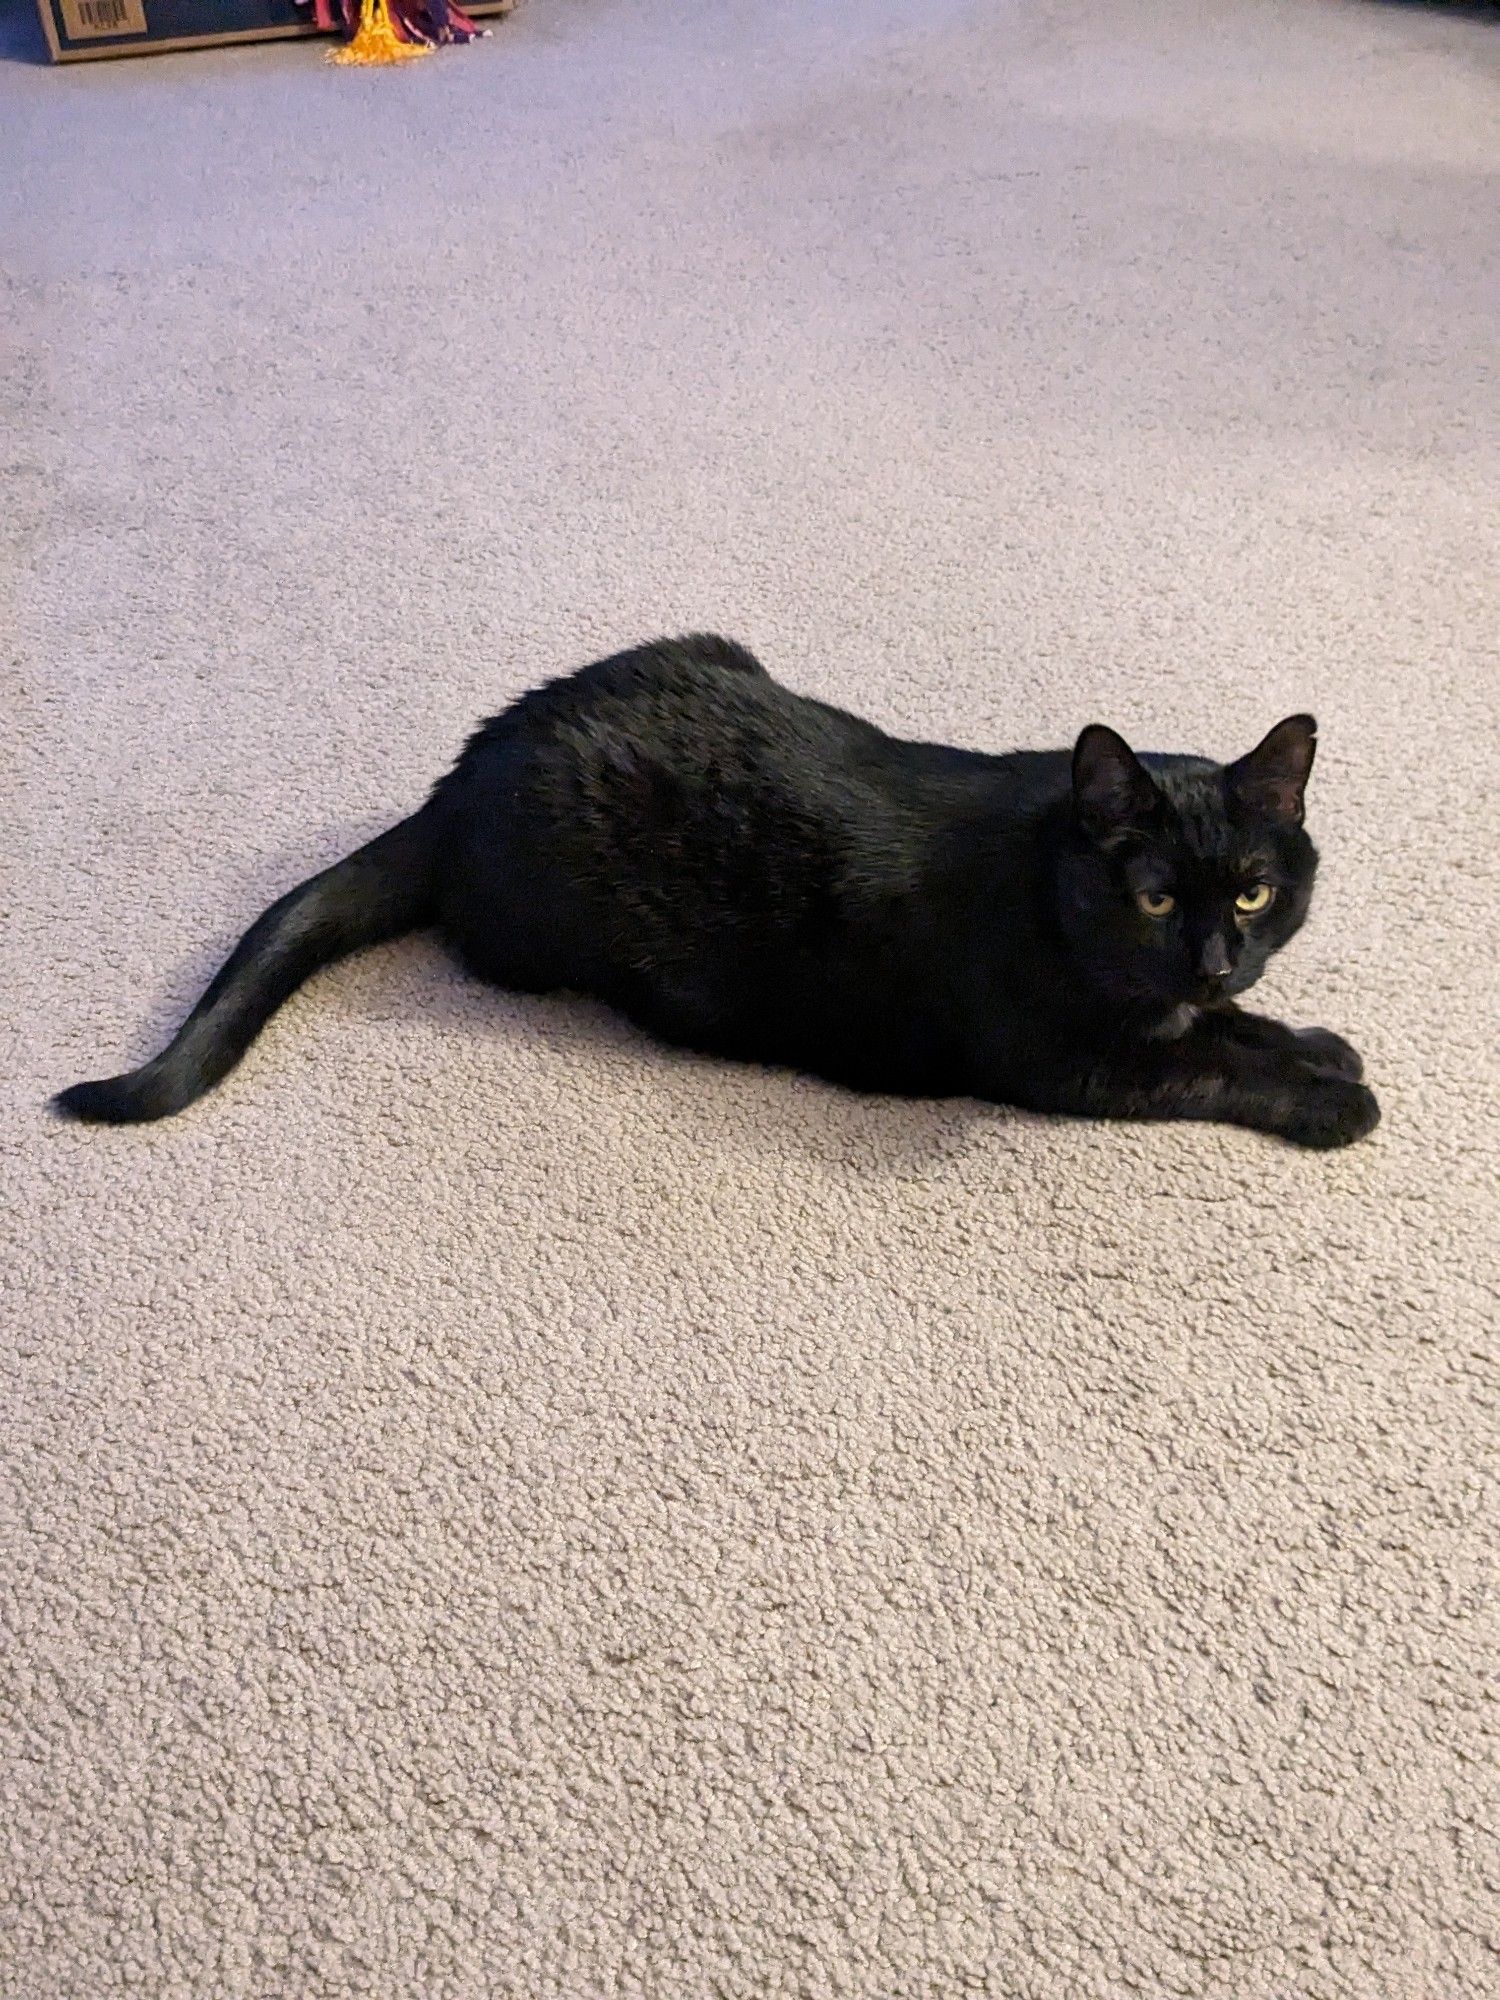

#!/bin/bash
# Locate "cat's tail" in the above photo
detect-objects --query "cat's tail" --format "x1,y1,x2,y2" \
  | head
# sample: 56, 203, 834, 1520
53, 808, 440, 1125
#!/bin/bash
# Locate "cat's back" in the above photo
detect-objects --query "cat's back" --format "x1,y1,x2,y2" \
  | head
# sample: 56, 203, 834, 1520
438, 635, 936, 965
446, 633, 908, 840
459, 632, 879, 779
444, 634, 1067, 857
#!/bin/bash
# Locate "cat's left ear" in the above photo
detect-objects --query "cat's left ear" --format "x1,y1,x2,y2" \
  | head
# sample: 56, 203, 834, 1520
1226, 714, 1317, 827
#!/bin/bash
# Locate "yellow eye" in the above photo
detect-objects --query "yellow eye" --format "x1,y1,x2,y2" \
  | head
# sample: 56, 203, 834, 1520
1235, 884, 1275, 915
1136, 890, 1176, 918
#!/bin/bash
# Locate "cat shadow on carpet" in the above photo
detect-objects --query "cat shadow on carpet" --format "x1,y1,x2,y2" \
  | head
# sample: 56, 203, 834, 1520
336, 937, 994, 1177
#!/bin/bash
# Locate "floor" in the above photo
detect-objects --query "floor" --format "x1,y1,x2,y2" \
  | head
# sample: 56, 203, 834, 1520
3, 1, 1497, 1994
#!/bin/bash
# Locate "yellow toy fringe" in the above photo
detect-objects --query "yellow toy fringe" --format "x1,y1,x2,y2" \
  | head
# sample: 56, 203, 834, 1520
328, 0, 432, 64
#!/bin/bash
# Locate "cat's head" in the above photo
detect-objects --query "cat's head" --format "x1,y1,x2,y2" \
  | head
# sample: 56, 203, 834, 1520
1056, 715, 1320, 1011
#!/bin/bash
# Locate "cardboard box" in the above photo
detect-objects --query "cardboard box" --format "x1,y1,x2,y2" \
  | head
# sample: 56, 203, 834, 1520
36, 0, 512, 62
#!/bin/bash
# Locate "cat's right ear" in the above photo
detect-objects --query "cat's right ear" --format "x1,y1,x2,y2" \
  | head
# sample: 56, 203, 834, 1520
1072, 725, 1161, 842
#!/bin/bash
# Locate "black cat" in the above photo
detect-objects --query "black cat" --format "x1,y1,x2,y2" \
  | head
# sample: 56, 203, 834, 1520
55, 634, 1378, 1148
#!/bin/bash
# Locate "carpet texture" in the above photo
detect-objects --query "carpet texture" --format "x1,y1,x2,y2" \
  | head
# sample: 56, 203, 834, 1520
4, 1, 1498, 1994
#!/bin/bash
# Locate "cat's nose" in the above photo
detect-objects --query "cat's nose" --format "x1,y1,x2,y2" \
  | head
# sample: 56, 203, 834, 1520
1198, 935, 1234, 981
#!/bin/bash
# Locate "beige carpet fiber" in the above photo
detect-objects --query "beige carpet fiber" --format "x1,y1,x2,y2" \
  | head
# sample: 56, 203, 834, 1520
4, 1, 1498, 1993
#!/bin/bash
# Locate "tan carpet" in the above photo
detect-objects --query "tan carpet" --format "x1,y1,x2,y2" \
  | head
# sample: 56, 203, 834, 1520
4, 1, 1497, 1993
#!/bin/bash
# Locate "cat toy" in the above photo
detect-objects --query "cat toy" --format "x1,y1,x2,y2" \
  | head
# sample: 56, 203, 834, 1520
315, 0, 484, 65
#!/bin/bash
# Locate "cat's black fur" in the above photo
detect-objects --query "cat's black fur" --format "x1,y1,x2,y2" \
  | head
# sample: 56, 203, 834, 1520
55, 635, 1378, 1148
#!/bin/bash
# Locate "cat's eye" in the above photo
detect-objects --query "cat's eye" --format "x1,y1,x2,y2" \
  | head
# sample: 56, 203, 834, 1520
1235, 884, 1275, 915
1136, 889, 1176, 918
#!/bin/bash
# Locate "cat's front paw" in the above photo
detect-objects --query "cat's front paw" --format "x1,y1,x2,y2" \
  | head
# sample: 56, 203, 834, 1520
1279, 1073, 1381, 1150
1290, 1026, 1364, 1081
